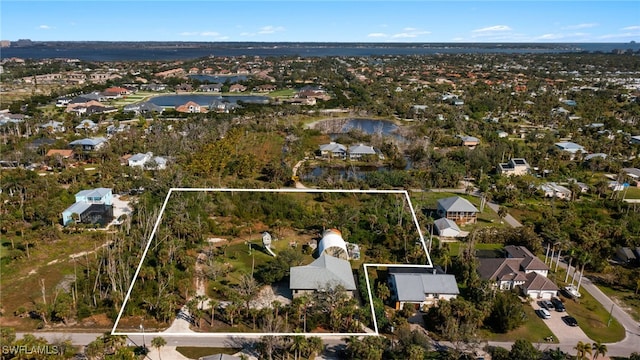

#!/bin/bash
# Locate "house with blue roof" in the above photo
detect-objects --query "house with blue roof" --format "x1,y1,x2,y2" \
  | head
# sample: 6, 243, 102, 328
62, 188, 113, 226
69, 137, 107, 152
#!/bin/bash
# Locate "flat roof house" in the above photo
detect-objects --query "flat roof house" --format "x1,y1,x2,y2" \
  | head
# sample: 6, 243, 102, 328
437, 196, 479, 225
498, 158, 530, 176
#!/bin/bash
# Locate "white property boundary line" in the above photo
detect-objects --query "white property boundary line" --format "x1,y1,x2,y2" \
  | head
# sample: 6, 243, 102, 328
112, 188, 433, 337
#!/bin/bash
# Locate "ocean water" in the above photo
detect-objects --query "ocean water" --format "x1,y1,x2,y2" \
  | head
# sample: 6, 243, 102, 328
2, 43, 637, 61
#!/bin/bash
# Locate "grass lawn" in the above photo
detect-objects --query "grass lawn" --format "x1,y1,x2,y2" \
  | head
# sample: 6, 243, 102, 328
545, 267, 625, 343
594, 284, 640, 322
623, 186, 640, 199
176, 347, 241, 359
447, 242, 503, 257
268, 89, 296, 98
481, 303, 555, 343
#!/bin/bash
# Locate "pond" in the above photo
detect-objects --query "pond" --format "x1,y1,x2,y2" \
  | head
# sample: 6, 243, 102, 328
148, 94, 270, 107
311, 118, 399, 136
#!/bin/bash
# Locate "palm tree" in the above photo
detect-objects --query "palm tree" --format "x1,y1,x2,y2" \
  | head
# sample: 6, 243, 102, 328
576, 252, 592, 292
564, 248, 576, 283
442, 252, 452, 274
209, 299, 219, 325
591, 341, 607, 359
575, 341, 592, 360
151, 337, 167, 360
289, 335, 306, 360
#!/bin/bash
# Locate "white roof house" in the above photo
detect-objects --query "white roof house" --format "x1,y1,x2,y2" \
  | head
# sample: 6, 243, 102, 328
128, 152, 167, 170
433, 218, 462, 238
318, 229, 349, 260
555, 142, 585, 154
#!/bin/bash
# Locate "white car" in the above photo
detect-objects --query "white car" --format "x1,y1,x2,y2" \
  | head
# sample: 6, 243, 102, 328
538, 308, 551, 319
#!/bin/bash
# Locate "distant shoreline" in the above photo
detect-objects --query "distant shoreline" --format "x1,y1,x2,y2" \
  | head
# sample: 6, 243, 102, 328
3, 42, 637, 61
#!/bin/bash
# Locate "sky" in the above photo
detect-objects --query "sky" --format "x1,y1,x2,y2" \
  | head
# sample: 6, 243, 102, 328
1, 1, 639, 43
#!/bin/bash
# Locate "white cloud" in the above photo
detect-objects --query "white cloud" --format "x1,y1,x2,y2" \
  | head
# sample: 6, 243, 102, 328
391, 30, 430, 39
472, 25, 512, 33
562, 23, 598, 30
179, 31, 226, 39
367, 33, 388, 38
598, 32, 640, 40
622, 25, 640, 31
38, 25, 53, 30
537, 33, 564, 40
258, 26, 285, 34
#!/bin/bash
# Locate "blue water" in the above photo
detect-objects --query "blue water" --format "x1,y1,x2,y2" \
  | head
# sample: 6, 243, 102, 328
340, 118, 398, 135
147, 94, 270, 107
2, 43, 637, 61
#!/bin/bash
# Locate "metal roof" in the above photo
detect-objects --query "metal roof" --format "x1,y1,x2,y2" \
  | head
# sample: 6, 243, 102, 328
437, 196, 479, 213
289, 254, 356, 291
391, 273, 459, 302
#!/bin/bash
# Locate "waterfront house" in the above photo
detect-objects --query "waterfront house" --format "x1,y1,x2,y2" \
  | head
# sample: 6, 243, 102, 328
175, 101, 206, 113
318, 142, 347, 159
348, 144, 379, 160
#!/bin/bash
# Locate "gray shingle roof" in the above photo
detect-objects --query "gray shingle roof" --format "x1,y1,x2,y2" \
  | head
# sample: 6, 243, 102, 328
434, 217, 461, 232
289, 254, 356, 291
437, 196, 479, 213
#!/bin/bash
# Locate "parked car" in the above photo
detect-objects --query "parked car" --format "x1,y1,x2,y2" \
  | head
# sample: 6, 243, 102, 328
562, 315, 578, 327
551, 297, 565, 312
540, 300, 554, 310
537, 308, 551, 319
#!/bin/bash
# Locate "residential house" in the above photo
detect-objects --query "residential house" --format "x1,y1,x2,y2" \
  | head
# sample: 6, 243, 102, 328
631, 135, 640, 145
69, 137, 107, 152
27, 138, 56, 150
538, 182, 572, 200
459, 135, 480, 148
584, 153, 607, 161
229, 84, 247, 92
433, 217, 463, 238
209, 98, 238, 113
289, 253, 357, 299
198, 84, 223, 92
61, 188, 113, 226
348, 144, 380, 160
437, 196, 479, 225
318, 142, 347, 159
254, 84, 276, 92
175, 101, 206, 113
75, 119, 99, 133
498, 158, 530, 176
140, 83, 167, 92
39, 120, 66, 133
46, 149, 74, 160
555, 142, 586, 157
128, 152, 167, 170
388, 267, 460, 310
478, 245, 556, 299
106, 124, 130, 136
123, 101, 164, 115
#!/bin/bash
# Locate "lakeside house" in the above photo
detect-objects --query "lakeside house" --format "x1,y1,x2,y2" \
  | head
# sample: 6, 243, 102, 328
319, 142, 347, 159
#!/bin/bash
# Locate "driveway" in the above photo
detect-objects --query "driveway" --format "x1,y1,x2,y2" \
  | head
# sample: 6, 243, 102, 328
530, 300, 590, 344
